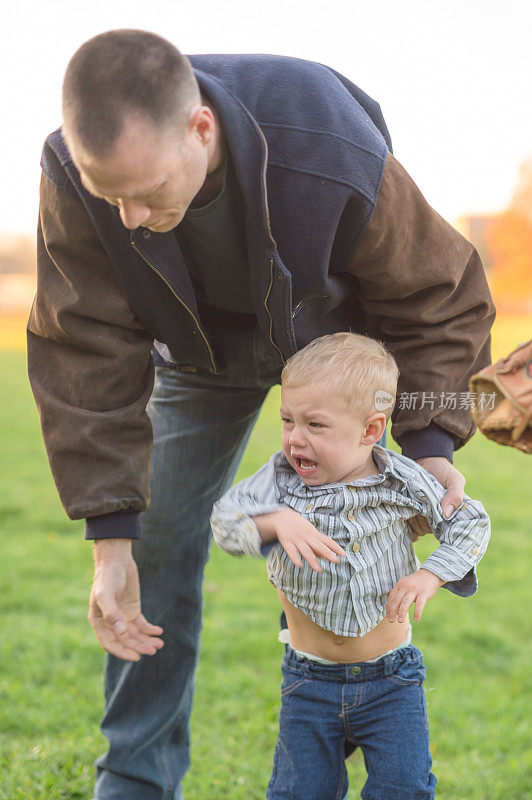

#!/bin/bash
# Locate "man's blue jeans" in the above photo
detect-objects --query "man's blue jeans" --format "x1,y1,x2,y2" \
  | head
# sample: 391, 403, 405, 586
93, 323, 284, 800
266, 644, 437, 800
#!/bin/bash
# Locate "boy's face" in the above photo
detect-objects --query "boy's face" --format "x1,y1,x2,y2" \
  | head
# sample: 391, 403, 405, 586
280, 383, 378, 486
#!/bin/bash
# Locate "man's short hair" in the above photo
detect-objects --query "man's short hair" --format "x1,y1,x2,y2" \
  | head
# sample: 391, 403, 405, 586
62, 29, 200, 157
281, 332, 399, 420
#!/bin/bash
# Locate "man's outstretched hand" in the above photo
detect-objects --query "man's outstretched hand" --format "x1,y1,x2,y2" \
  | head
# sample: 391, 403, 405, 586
407, 456, 466, 542
89, 539, 164, 661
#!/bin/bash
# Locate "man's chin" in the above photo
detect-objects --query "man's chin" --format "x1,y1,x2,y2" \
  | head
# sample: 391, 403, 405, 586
146, 220, 178, 233
145, 214, 184, 233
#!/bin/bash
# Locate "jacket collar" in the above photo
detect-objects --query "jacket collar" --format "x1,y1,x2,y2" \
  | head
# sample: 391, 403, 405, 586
194, 69, 275, 248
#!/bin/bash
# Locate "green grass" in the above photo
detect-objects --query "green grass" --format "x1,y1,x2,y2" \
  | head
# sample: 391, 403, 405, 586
0, 350, 530, 799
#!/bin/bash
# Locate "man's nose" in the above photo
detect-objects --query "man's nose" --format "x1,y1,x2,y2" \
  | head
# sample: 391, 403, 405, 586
118, 200, 151, 230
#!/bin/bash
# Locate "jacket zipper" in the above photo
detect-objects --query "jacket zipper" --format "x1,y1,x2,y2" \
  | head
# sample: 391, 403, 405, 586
131, 240, 218, 374
264, 257, 286, 365
254, 124, 289, 363
291, 300, 304, 319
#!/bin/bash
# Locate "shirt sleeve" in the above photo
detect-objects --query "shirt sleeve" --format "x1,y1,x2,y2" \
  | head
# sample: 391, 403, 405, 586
210, 455, 287, 558
406, 467, 491, 597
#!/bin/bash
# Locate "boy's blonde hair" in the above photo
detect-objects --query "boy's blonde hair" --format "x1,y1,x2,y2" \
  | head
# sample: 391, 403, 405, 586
281, 332, 399, 420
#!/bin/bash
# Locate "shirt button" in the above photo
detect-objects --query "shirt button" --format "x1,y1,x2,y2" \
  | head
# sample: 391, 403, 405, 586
351, 542, 360, 553
472, 547, 479, 555
142, 229, 151, 239
305, 503, 313, 511
350, 666, 361, 675
347, 513, 356, 521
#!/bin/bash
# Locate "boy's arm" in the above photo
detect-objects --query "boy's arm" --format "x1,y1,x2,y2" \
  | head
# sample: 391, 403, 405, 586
386, 477, 490, 623
210, 455, 346, 569
210, 455, 286, 558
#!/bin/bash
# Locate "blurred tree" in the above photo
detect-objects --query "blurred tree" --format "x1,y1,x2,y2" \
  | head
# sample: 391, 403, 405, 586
487, 158, 532, 314
0, 233, 35, 275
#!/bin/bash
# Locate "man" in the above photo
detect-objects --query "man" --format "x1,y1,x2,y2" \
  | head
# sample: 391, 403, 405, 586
28, 29, 495, 800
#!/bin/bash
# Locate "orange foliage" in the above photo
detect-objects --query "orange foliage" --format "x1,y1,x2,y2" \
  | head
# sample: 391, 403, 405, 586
486, 158, 532, 314
487, 211, 532, 314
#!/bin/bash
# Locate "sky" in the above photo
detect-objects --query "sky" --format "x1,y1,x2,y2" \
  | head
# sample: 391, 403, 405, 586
1, 0, 531, 234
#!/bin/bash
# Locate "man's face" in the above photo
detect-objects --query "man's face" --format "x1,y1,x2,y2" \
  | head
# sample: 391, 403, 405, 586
280, 383, 375, 486
69, 111, 211, 232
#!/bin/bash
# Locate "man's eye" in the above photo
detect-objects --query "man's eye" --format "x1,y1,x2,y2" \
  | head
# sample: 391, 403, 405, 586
281, 417, 293, 425
309, 422, 323, 428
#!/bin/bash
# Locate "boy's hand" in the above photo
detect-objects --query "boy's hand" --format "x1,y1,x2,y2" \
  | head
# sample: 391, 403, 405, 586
254, 508, 346, 572
386, 568, 445, 623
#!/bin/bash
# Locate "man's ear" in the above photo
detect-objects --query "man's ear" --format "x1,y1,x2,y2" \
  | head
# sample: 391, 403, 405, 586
361, 413, 387, 445
189, 104, 215, 144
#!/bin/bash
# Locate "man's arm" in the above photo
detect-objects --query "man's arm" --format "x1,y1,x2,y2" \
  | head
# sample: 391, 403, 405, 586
346, 151, 496, 460
28, 174, 155, 531
28, 173, 162, 659
345, 151, 495, 523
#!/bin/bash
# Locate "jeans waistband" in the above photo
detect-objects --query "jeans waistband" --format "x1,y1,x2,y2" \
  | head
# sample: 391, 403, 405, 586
283, 642, 421, 683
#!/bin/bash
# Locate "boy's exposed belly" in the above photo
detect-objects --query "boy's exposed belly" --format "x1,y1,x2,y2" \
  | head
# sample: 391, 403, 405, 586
277, 589, 411, 663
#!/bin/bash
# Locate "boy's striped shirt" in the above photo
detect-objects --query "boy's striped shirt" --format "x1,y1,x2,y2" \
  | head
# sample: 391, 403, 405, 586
210, 446, 491, 637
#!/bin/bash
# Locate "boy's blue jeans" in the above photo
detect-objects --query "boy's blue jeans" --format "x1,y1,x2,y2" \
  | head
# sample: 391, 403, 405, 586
93, 324, 284, 800
267, 644, 437, 800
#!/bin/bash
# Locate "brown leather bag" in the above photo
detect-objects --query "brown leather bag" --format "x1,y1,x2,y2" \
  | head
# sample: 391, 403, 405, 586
469, 338, 532, 454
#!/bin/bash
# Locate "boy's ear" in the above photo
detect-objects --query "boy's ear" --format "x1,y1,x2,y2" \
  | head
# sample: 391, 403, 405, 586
361, 413, 387, 445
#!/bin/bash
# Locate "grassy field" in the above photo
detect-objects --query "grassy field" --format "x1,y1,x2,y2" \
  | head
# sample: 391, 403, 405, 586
0, 315, 531, 799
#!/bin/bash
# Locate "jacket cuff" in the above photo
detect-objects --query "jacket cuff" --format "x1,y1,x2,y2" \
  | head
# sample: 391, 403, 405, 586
85, 510, 141, 540
396, 423, 456, 463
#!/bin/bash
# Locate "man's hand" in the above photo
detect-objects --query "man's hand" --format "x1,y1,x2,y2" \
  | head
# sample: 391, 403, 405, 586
253, 509, 346, 572
407, 456, 466, 542
386, 568, 445, 623
89, 539, 164, 662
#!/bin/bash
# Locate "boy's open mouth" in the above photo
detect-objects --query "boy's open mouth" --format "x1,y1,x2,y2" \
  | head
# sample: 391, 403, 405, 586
295, 456, 318, 471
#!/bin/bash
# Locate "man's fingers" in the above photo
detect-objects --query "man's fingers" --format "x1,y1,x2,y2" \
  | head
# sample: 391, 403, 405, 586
90, 593, 128, 635
386, 589, 401, 621
441, 490, 464, 519
441, 468, 466, 518
103, 641, 142, 662
397, 591, 416, 622
130, 618, 165, 650
407, 514, 431, 540
94, 617, 162, 658
136, 615, 164, 636
413, 596, 427, 622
